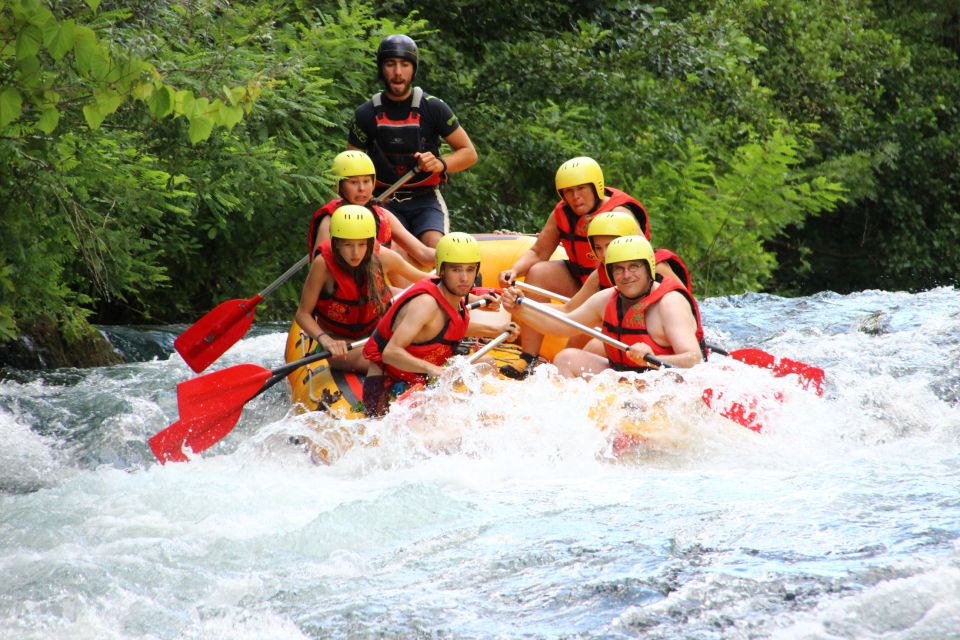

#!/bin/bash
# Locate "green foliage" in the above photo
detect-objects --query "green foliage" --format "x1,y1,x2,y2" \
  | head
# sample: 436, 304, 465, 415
1, 0, 956, 348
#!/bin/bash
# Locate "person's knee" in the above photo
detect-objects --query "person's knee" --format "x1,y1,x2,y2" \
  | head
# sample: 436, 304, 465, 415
525, 260, 553, 284
419, 229, 443, 248
526, 261, 576, 294
554, 348, 583, 378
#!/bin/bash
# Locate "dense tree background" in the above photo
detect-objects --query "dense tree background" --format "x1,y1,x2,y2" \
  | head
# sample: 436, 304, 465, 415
1, 0, 957, 348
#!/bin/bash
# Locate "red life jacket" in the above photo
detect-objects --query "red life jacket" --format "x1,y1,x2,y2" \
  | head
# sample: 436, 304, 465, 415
312, 241, 392, 338
596, 248, 693, 291
653, 248, 693, 291
601, 277, 705, 372
308, 198, 392, 257
362, 277, 469, 383
370, 87, 443, 190
553, 187, 650, 283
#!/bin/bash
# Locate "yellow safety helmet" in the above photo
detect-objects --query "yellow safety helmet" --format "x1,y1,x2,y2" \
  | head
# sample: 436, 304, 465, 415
604, 235, 656, 284
331, 150, 375, 183
587, 211, 641, 251
436, 232, 481, 269
555, 156, 605, 200
330, 205, 376, 240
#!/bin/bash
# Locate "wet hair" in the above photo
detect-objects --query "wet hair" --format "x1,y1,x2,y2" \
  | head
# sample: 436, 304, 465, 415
331, 237, 390, 315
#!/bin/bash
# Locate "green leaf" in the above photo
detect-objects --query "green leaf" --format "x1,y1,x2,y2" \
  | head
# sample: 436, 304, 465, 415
36, 106, 59, 134
16, 24, 42, 61
0, 87, 23, 129
147, 84, 174, 118
73, 25, 98, 73
43, 19, 76, 61
175, 90, 195, 118
94, 89, 124, 118
82, 102, 106, 130
218, 100, 244, 130
86, 0, 102, 12
17, 55, 42, 89
22, 3, 55, 28
188, 114, 214, 144
132, 81, 154, 101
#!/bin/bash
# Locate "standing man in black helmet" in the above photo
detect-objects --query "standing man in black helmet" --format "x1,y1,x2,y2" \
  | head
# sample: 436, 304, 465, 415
348, 34, 478, 249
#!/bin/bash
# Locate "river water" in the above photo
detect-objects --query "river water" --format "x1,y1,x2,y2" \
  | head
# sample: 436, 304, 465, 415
1, 288, 959, 639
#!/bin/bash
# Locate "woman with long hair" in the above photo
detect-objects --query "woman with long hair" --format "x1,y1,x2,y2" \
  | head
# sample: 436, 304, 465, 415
295, 205, 429, 372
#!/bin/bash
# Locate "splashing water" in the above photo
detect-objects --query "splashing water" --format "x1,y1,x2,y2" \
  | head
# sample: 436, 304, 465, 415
1, 289, 959, 639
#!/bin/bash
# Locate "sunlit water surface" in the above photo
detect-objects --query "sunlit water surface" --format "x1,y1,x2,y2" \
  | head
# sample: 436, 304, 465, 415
1, 288, 959, 639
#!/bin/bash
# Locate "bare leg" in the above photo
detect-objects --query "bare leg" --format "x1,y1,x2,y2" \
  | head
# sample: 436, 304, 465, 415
517, 260, 580, 358
553, 348, 609, 378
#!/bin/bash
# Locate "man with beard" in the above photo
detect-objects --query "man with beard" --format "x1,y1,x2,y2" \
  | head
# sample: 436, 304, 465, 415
362, 233, 517, 417
348, 34, 478, 249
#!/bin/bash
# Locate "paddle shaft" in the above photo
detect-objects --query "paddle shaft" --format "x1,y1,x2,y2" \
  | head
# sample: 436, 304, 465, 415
372, 168, 417, 204
467, 330, 512, 364
703, 341, 729, 357
516, 297, 671, 369
514, 280, 571, 303
258, 254, 310, 300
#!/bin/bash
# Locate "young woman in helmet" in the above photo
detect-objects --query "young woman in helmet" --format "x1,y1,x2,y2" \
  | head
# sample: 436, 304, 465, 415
362, 233, 518, 416
348, 34, 477, 248
501, 236, 704, 379
497, 158, 650, 378
307, 150, 436, 267
295, 205, 432, 373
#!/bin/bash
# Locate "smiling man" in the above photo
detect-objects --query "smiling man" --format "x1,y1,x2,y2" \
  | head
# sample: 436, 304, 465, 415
501, 236, 705, 379
348, 34, 478, 249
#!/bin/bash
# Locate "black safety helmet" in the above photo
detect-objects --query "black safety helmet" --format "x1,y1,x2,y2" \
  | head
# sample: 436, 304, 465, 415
376, 34, 418, 80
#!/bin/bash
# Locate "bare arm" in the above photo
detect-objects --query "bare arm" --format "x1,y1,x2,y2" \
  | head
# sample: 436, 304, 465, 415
294, 256, 349, 356
313, 217, 332, 254
649, 292, 703, 368
380, 247, 433, 285
465, 312, 519, 340
385, 211, 436, 266
502, 287, 608, 339
381, 295, 448, 377
563, 270, 599, 311
413, 126, 478, 175
498, 216, 562, 286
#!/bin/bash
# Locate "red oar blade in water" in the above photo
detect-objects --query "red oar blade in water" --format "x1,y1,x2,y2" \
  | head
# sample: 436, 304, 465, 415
149, 364, 272, 462
150, 340, 369, 463
705, 342, 825, 397
726, 348, 825, 396
176, 363, 273, 419
700, 387, 784, 433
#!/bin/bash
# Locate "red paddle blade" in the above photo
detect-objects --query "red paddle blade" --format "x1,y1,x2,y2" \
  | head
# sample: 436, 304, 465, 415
726, 348, 825, 396
701, 387, 784, 432
148, 364, 272, 463
149, 405, 247, 463
177, 364, 272, 419
174, 295, 262, 373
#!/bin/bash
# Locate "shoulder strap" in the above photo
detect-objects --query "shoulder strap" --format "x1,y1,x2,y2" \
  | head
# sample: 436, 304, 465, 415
410, 87, 423, 110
